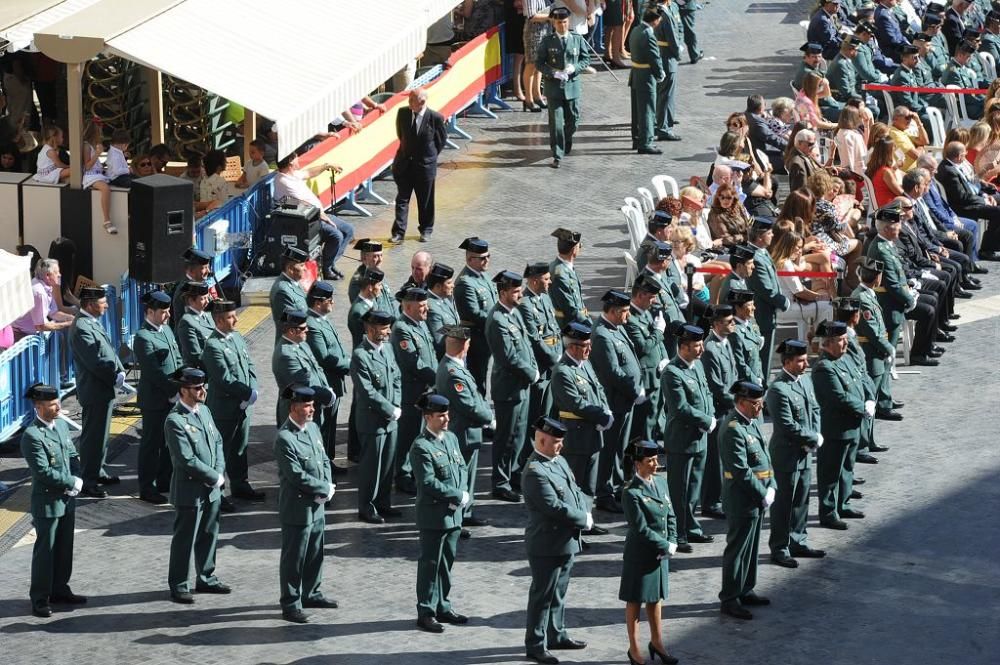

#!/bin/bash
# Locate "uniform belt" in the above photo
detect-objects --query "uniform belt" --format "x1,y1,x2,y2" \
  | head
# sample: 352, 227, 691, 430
856, 335, 869, 343
656, 41, 670, 46
723, 470, 773, 480
558, 411, 583, 420
632, 62, 651, 68
543, 337, 559, 346
872, 287, 887, 293
459, 320, 478, 326
553, 309, 564, 317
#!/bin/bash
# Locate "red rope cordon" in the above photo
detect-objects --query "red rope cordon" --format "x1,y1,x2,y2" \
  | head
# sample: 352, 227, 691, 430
695, 266, 837, 278
862, 83, 987, 95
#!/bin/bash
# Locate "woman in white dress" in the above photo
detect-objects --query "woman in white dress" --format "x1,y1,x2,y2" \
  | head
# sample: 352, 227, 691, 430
770, 229, 833, 332
32, 126, 70, 185
81, 120, 115, 234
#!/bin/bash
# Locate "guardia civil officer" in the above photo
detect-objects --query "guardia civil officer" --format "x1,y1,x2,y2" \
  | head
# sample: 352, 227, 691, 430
620, 440, 679, 665
653, 0, 683, 141
304, 281, 351, 473
272, 308, 334, 427
766, 340, 826, 568
536, 6, 592, 168
202, 300, 263, 506
133, 290, 183, 505
745, 218, 790, 384
274, 385, 337, 624
727, 288, 765, 385
21, 384, 85, 618
852, 257, 901, 424
426, 263, 460, 359
268, 246, 309, 336
165, 368, 230, 604
68, 285, 125, 498
623, 274, 669, 441
410, 392, 470, 633
485, 270, 540, 502
171, 247, 213, 323
348, 240, 395, 311
175, 281, 214, 367
835, 297, 883, 468
661, 323, 715, 552
700, 304, 738, 521
549, 228, 590, 327
717, 244, 756, 306
454, 237, 497, 396
347, 266, 386, 463
523, 417, 592, 664
629, 5, 666, 154
391, 287, 438, 495
351, 309, 403, 524
718, 380, 775, 621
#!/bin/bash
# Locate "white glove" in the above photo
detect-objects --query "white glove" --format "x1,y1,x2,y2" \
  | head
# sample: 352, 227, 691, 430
763, 486, 776, 508
634, 388, 647, 406
920, 270, 939, 281
115, 371, 126, 388
239, 400, 248, 410
248, 389, 259, 406
596, 411, 614, 432
654, 313, 667, 333
904, 297, 917, 313
460, 491, 470, 507
66, 476, 83, 496
533, 369, 540, 383
667, 541, 678, 556
816, 433, 824, 449
553, 71, 567, 81
710, 417, 718, 432
327, 483, 336, 498
912, 279, 923, 291
392, 407, 402, 421
489, 418, 497, 430
657, 357, 669, 373
565, 64, 576, 75
585, 513, 594, 530
211, 474, 225, 489
864, 400, 876, 418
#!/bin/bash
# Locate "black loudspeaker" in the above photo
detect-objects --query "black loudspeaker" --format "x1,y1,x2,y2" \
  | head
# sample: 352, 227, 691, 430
253, 202, 321, 276
128, 174, 194, 283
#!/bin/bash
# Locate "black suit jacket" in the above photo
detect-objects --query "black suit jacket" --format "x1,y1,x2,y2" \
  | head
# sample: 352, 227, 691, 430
943, 9, 965, 55
936, 160, 985, 216
745, 111, 787, 153
393, 107, 448, 171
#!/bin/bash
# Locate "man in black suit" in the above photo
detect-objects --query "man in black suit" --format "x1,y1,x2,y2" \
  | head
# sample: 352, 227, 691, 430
943, 0, 971, 54
936, 141, 1000, 255
390, 88, 448, 245
745, 95, 788, 174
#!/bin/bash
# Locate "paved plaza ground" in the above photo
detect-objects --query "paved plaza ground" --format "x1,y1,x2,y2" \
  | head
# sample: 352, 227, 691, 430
1, 1, 999, 663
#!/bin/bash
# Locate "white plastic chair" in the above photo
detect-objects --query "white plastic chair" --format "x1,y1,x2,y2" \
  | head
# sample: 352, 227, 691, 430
979, 51, 997, 81
862, 174, 879, 210
899, 319, 915, 366
881, 89, 895, 120
651, 174, 679, 201
942, 85, 975, 129
623, 251, 638, 290
799, 20, 809, 40
620, 205, 643, 254
925, 106, 946, 155
623, 196, 642, 214
637, 187, 656, 218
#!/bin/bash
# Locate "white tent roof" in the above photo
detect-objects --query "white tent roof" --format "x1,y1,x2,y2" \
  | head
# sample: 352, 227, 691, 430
0, 0, 101, 53
0, 250, 34, 331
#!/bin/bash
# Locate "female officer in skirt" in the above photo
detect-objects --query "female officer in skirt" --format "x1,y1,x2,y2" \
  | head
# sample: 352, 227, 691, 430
620, 440, 680, 665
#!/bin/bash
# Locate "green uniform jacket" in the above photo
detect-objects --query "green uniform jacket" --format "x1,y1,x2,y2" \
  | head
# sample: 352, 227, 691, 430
410, 428, 468, 530
827, 53, 860, 103
640, 268, 684, 325
660, 355, 713, 454
426, 291, 460, 358
590, 317, 642, 412
844, 333, 876, 400
745, 246, 789, 330
274, 419, 331, 525
942, 58, 984, 116
347, 265, 397, 312
176, 308, 215, 367
164, 402, 225, 507
550, 355, 610, 456
549, 258, 589, 326
852, 285, 895, 377
202, 329, 257, 421
436, 356, 493, 452
536, 32, 591, 101
636, 240, 686, 305
454, 267, 497, 334
134, 320, 183, 411
347, 265, 365, 303
522, 451, 590, 557
653, 2, 683, 62
518, 288, 563, 377
719, 412, 776, 508
623, 305, 668, 392
792, 60, 827, 89
867, 235, 915, 332
927, 34, 949, 76
628, 22, 665, 83
889, 65, 928, 114
981, 34, 1000, 68
619, 474, 677, 603
68, 311, 124, 405
717, 272, 746, 307
391, 314, 438, 400
765, 371, 821, 473
269, 273, 308, 325
811, 353, 867, 441
272, 337, 330, 425
21, 418, 79, 518
350, 339, 402, 434
485, 303, 539, 402
347, 296, 374, 348
853, 43, 885, 84
730, 319, 764, 385
306, 309, 350, 396
701, 333, 737, 418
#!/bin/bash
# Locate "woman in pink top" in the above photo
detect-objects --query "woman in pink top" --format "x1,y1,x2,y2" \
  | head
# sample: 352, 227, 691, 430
794, 72, 837, 132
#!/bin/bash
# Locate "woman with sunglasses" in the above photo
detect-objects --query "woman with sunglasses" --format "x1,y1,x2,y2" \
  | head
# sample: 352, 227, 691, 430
707, 182, 752, 251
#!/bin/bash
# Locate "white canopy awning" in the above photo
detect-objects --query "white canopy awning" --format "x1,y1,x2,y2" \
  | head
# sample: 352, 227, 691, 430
31, 0, 460, 159
0, 0, 101, 53
0, 250, 34, 331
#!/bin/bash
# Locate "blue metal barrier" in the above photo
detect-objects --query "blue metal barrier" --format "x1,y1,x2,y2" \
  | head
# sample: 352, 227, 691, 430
194, 175, 274, 281
0, 334, 47, 441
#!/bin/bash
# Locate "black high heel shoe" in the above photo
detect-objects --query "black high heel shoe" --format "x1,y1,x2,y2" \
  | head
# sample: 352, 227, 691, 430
627, 648, 644, 665
522, 100, 539, 112
537, 99, 548, 109
649, 641, 679, 664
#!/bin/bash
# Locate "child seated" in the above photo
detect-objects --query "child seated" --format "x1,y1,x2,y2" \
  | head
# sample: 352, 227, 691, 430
81, 120, 115, 234
199, 149, 229, 208
236, 139, 270, 188
32, 125, 70, 184
105, 129, 132, 187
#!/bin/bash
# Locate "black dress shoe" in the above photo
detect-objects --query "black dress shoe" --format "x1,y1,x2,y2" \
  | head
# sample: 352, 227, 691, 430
853, 477, 866, 485
583, 525, 609, 536
874, 409, 903, 421
140, 491, 168, 505
771, 553, 799, 568
869, 443, 890, 452
962, 281, 983, 290
850, 489, 864, 500
972, 264, 989, 274
283, 609, 309, 623
687, 532, 715, 543
195, 582, 231, 594
909, 355, 939, 366
220, 496, 237, 513
565, 140, 572, 155
595, 499, 624, 513
437, 610, 468, 624
381, 506, 403, 518
820, 517, 848, 530
789, 546, 826, 558
50, 592, 87, 604
232, 487, 266, 502
97, 475, 120, 485
522, 100, 539, 112
940, 322, 958, 332
170, 591, 195, 604
656, 131, 682, 141
32, 605, 52, 618
550, 638, 587, 649
324, 270, 342, 281
978, 250, 1000, 261
417, 615, 445, 633
527, 651, 559, 664
303, 596, 339, 608
638, 147, 663, 155
491, 488, 522, 503
701, 506, 726, 519
856, 452, 879, 464
464, 515, 490, 527
892, 400, 905, 409
580, 538, 591, 551
741, 592, 770, 606
955, 289, 973, 299
460, 528, 471, 539
390, 234, 404, 244
676, 543, 694, 553
537, 99, 548, 109
81, 486, 107, 498
841, 507, 865, 519
949, 312, 961, 320
358, 511, 385, 524
936, 332, 956, 343
720, 601, 752, 620
331, 463, 349, 475
927, 348, 945, 358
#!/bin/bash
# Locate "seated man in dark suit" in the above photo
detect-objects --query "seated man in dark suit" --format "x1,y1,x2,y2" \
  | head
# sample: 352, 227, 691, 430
745, 95, 788, 174
935, 141, 1000, 257
808, 0, 847, 61
916, 153, 991, 266
874, 0, 911, 62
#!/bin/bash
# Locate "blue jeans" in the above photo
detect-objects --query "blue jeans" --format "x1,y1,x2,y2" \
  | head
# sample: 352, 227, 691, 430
319, 215, 355, 274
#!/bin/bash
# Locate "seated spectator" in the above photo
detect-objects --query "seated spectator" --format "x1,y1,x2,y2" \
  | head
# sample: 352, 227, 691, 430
965, 121, 990, 167
715, 131, 777, 216
916, 152, 985, 264
807, 170, 863, 235
236, 139, 271, 188
458, 0, 506, 41
669, 226, 709, 302
11, 258, 75, 340
834, 104, 869, 176
105, 129, 132, 187
866, 136, 904, 207
707, 182, 752, 250
149, 143, 171, 173
273, 151, 356, 280
32, 125, 70, 184
131, 153, 155, 178
983, 78, 1000, 116
678, 186, 721, 252
199, 149, 229, 209
81, 120, 115, 234
936, 140, 1000, 257
807, 0, 844, 61
972, 107, 1000, 180
887, 105, 929, 172
178, 153, 204, 199
330, 96, 389, 134
768, 97, 796, 142
770, 229, 834, 329
0, 142, 20, 172
745, 94, 788, 173
794, 72, 837, 132
786, 128, 824, 192
943, 40, 985, 118
776, 189, 838, 288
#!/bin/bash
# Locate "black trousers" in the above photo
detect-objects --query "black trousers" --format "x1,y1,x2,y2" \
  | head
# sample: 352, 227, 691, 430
391, 164, 437, 237
906, 292, 938, 356
957, 203, 1000, 252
